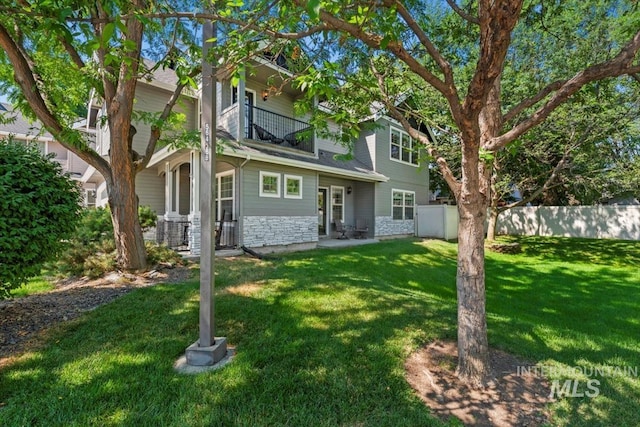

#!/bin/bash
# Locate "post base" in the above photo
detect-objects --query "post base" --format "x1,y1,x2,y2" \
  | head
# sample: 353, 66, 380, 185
185, 337, 228, 366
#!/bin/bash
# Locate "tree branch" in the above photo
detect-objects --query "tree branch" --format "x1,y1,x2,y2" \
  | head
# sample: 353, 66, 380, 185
502, 80, 564, 123
445, 0, 480, 25
386, 0, 456, 86
136, 68, 199, 171
289, 1, 464, 123
463, 0, 523, 121
369, 60, 461, 195
0, 22, 111, 179
499, 146, 571, 211
486, 30, 640, 151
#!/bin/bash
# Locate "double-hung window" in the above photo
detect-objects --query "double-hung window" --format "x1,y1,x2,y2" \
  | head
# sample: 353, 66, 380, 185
392, 189, 415, 220
390, 127, 418, 165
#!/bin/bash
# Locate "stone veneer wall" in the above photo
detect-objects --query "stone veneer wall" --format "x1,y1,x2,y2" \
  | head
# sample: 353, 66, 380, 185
243, 216, 318, 248
375, 216, 415, 237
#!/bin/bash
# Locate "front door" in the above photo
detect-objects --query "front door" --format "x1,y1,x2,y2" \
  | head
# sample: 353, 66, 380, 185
318, 188, 328, 235
245, 91, 255, 139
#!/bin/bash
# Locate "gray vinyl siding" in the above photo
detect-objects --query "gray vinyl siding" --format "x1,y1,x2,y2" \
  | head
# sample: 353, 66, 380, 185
242, 161, 316, 216
136, 168, 165, 215
315, 120, 348, 155
246, 79, 295, 119
371, 118, 429, 216
131, 83, 198, 154
318, 176, 356, 225
352, 181, 376, 231
353, 128, 376, 169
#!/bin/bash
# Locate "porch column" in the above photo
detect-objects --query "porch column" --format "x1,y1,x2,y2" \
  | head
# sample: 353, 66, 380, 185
189, 150, 201, 255
164, 162, 172, 217
237, 68, 246, 142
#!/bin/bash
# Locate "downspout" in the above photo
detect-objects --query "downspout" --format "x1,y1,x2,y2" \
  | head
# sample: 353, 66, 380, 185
238, 154, 251, 248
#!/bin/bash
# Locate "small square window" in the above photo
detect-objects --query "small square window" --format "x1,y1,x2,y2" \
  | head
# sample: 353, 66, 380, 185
259, 171, 280, 198
284, 174, 303, 199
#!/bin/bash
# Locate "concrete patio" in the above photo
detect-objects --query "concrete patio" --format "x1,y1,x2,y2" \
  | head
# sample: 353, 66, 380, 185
316, 238, 379, 248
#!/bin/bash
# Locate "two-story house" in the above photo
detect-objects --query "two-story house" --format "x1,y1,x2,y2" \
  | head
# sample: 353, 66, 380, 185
141, 57, 431, 255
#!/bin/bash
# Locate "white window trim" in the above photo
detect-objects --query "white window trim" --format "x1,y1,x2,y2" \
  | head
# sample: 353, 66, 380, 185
330, 185, 345, 223
392, 188, 416, 220
216, 170, 235, 219
284, 174, 303, 199
259, 171, 281, 198
389, 126, 419, 167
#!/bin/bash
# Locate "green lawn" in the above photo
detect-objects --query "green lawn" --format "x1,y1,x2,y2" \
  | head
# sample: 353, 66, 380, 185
9, 277, 55, 298
1, 237, 638, 426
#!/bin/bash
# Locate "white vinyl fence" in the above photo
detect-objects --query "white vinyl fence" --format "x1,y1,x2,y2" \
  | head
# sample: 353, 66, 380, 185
496, 206, 640, 241
415, 205, 640, 241
415, 205, 459, 240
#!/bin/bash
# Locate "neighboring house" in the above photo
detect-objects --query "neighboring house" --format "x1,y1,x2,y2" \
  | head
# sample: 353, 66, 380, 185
141, 56, 431, 254
0, 102, 99, 206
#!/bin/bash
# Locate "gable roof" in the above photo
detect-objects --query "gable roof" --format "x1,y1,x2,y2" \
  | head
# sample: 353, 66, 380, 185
0, 103, 53, 140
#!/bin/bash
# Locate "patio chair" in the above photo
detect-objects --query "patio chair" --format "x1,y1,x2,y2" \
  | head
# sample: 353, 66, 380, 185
253, 124, 284, 144
283, 127, 311, 147
334, 219, 349, 239
353, 219, 368, 239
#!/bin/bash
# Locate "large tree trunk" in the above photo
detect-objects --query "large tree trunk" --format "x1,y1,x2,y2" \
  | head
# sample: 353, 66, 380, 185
455, 144, 491, 387
107, 175, 147, 272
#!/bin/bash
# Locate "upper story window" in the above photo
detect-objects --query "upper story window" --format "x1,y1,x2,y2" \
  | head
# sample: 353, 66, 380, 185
390, 127, 418, 166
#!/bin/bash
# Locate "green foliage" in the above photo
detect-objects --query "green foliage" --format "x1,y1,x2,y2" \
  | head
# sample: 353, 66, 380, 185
48, 205, 159, 279
0, 138, 82, 298
145, 241, 186, 267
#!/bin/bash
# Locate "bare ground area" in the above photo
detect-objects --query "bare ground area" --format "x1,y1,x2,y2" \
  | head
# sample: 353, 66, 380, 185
405, 341, 552, 426
0, 265, 192, 368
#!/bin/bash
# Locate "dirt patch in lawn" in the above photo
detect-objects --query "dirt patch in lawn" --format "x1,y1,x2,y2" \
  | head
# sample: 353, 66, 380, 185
405, 341, 552, 426
0, 265, 193, 368
222, 281, 267, 296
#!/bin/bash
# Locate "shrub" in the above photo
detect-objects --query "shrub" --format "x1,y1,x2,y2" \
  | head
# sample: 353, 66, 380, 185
49, 205, 180, 279
0, 139, 82, 298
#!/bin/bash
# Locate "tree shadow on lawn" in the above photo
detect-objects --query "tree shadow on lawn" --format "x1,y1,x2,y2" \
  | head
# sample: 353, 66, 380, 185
498, 236, 640, 268
485, 252, 640, 427
0, 244, 458, 426
2, 238, 637, 426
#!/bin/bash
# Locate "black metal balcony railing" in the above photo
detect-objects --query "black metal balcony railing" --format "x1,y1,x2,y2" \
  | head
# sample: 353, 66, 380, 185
245, 104, 314, 154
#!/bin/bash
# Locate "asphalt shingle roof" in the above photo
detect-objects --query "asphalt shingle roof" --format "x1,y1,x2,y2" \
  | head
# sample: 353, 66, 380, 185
0, 103, 52, 139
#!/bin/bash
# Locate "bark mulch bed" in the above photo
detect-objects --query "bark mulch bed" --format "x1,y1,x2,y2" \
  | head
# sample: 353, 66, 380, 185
406, 341, 552, 426
0, 265, 192, 367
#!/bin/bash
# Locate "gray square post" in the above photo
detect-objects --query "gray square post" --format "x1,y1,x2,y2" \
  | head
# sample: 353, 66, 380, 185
184, 16, 227, 366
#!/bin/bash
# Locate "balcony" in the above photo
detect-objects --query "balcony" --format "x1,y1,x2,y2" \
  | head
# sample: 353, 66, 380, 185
218, 102, 315, 155
246, 105, 314, 154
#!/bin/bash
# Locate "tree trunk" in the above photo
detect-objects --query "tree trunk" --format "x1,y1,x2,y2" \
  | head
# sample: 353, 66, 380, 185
454, 78, 500, 387
486, 206, 499, 241
455, 180, 490, 387
108, 177, 147, 272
